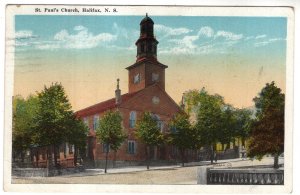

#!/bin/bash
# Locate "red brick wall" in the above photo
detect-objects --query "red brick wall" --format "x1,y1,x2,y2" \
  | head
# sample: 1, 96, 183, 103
78, 85, 181, 162
145, 63, 166, 90
128, 63, 146, 93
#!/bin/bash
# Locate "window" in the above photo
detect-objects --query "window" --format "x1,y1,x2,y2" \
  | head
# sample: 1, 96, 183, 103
152, 114, 164, 132
128, 140, 136, 154
134, 73, 140, 84
103, 143, 110, 153
93, 115, 99, 131
83, 117, 89, 128
69, 144, 74, 154
147, 43, 152, 52
129, 111, 136, 128
152, 73, 159, 82
141, 44, 145, 52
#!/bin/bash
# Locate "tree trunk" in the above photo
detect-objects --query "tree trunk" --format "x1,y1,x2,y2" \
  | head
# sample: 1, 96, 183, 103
104, 150, 108, 173
146, 146, 150, 170
274, 154, 279, 169
54, 145, 58, 167
36, 149, 39, 167
74, 145, 78, 167
46, 146, 49, 169
210, 145, 214, 164
113, 151, 117, 168
21, 151, 25, 163
180, 149, 185, 167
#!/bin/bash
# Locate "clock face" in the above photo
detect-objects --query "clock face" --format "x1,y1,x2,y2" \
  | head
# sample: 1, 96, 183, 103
152, 73, 159, 82
152, 96, 160, 104
134, 73, 140, 84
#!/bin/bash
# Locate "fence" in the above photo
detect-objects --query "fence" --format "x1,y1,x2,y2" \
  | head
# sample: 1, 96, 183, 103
198, 167, 284, 185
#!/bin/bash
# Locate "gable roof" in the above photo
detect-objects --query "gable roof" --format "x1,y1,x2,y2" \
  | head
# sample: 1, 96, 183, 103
76, 91, 139, 117
126, 58, 168, 70
76, 83, 182, 117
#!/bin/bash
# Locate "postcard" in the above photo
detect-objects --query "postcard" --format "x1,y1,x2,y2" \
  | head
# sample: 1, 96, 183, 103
4, 4, 294, 193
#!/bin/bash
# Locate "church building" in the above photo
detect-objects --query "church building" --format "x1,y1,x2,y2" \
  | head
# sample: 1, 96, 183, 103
76, 14, 182, 166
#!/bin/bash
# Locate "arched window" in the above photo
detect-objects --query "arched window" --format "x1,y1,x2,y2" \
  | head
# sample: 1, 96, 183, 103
147, 43, 152, 52
129, 111, 137, 128
93, 115, 99, 131
83, 117, 89, 129
152, 114, 163, 132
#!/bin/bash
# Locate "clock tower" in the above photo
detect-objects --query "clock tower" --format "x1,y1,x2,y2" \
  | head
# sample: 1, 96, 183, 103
126, 14, 168, 93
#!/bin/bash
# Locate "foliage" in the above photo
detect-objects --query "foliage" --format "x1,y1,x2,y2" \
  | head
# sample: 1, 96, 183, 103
12, 95, 39, 159
34, 83, 74, 147
218, 105, 237, 146
194, 88, 225, 147
234, 108, 253, 145
67, 115, 89, 153
135, 112, 164, 169
135, 112, 164, 147
168, 113, 197, 166
96, 110, 126, 173
247, 81, 284, 167
96, 110, 127, 151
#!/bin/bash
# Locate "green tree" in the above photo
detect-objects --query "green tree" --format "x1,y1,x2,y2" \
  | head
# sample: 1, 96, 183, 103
34, 83, 76, 167
135, 112, 164, 170
67, 116, 89, 166
12, 95, 39, 162
247, 81, 284, 168
234, 108, 253, 147
168, 113, 197, 167
194, 88, 225, 164
219, 105, 237, 150
96, 110, 126, 173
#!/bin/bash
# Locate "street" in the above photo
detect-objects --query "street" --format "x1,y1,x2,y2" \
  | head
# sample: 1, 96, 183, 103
12, 157, 283, 184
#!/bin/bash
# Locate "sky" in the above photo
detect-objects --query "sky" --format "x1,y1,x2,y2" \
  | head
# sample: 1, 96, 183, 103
12, 15, 287, 111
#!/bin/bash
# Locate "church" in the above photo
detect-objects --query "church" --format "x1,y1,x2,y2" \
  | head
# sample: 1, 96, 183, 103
76, 14, 183, 167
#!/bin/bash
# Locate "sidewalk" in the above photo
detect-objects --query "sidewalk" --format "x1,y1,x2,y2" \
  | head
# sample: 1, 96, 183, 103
61, 157, 281, 177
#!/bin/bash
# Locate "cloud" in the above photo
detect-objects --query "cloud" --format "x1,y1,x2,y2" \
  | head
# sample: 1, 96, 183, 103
155, 24, 192, 37
37, 26, 117, 50
254, 37, 284, 47
161, 26, 244, 55
73, 25, 87, 31
15, 30, 38, 40
214, 31, 243, 41
198, 26, 214, 38
255, 34, 267, 39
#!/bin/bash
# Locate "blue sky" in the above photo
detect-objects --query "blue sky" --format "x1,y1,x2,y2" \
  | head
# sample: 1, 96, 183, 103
13, 15, 287, 110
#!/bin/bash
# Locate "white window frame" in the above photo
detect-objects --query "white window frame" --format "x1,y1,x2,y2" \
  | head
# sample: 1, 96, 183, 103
129, 111, 136, 128
128, 140, 136, 154
93, 114, 99, 131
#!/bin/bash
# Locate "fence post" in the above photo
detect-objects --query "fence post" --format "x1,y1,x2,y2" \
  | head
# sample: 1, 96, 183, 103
197, 167, 208, 184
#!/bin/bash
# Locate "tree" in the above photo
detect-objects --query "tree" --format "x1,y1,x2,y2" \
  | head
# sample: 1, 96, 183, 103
34, 83, 76, 167
67, 116, 89, 166
219, 105, 237, 150
234, 108, 253, 147
247, 81, 284, 168
194, 88, 225, 164
135, 112, 164, 170
168, 113, 197, 167
12, 95, 39, 162
96, 110, 126, 173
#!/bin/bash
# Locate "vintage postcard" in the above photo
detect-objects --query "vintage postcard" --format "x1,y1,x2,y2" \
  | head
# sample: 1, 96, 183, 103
4, 4, 294, 193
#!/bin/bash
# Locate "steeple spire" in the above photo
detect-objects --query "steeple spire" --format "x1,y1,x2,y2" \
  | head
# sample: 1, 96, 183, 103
115, 78, 121, 105
135, 14, 158, 61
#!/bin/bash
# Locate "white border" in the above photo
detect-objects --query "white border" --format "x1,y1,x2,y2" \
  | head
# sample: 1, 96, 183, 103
1, 1, 298, 194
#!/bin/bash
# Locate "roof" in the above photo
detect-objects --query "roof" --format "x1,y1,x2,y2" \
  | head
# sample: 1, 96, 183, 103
126, 57, 168, 70
140, 14, 154, 25
76, 92, 139, 117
